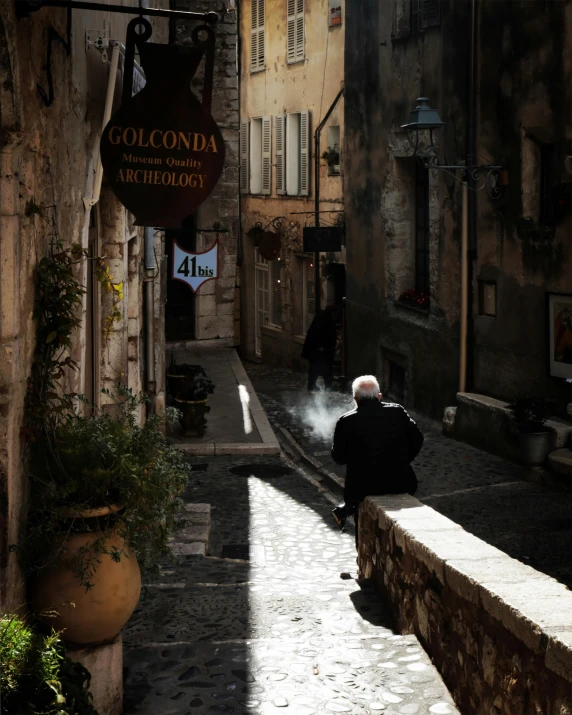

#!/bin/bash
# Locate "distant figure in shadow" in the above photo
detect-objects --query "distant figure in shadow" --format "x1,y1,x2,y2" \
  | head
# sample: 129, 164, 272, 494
331, 375, 423, 549
301, 305, 338, 392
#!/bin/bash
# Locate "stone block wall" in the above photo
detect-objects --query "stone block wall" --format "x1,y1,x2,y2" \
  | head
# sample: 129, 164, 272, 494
175, 1, 239, 342
359, 495, 572, 714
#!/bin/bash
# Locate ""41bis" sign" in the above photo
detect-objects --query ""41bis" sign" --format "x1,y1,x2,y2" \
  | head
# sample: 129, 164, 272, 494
172, 241, 219, 293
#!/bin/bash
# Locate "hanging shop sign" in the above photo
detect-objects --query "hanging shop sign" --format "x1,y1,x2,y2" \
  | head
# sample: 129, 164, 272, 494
172, 241, 219, 293
303, 226, 343, 252
100, 18, 225, 228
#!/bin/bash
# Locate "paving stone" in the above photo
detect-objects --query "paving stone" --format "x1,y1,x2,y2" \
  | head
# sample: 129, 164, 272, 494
124, 454, 458, 714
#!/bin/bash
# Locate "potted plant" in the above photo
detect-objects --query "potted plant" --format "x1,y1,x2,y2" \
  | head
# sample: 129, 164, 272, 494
0, 613, 97, 714
321, 144, 340, 175
398, 288, 430, 309
167, 359, 215, 437
507, 396, 554, 466
26, 387, 189, 646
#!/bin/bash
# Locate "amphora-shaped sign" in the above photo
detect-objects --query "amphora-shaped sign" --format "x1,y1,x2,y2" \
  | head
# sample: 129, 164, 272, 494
100, 19, 225, 228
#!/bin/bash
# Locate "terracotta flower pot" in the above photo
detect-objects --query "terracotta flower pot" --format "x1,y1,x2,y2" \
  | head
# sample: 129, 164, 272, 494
33, 505, 141, 646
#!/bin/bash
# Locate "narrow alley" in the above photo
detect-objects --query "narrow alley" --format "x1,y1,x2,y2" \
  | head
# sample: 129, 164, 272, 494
123, 455, 459, 715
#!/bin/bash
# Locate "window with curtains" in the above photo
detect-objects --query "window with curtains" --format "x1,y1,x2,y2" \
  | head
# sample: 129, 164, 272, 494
414, 163, 430, 298
287, 0, 304, 64
251, 0, 265, 72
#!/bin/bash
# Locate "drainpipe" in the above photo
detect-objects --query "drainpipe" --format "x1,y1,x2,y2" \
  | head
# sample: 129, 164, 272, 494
314, 85, 344, 311
462, 0, 478, 392
144, 226, 157, 412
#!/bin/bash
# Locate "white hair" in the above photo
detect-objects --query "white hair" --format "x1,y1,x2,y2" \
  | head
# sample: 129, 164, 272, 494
352, 375, 380, 401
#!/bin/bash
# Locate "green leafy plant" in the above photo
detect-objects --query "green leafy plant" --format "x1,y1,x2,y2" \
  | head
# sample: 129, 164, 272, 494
0, 613, 98, 714
321, 144, 340, 169
25, 386, 190, 590
24, 235, 122, 446
507, 396, 552, 433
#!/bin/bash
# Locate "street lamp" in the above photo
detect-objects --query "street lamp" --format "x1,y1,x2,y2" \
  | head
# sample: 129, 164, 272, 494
401, 97, 506, 393
401, 97, 504, 199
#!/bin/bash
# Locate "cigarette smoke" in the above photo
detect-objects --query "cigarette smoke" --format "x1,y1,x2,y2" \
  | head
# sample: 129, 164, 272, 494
289, 390, 354, 444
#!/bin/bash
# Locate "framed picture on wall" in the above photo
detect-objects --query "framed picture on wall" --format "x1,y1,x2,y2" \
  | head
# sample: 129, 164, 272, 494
548, 293, 572, 379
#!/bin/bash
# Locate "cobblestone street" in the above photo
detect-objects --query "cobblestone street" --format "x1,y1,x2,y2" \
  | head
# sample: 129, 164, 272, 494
243, 363, 572, 590
123, 456, 459, 714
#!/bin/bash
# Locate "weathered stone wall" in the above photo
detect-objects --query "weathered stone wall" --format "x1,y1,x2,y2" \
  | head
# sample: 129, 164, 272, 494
0, 2, 168, 612
174, 1, 239, 342
344, 0, 572, 417
359, 495, 572, 714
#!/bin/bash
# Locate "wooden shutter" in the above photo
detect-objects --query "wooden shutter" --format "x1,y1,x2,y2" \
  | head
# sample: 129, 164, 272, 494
251, 0, 265, 71
240, 120, 249, 193
392, 0, 411, 38
287, 0, 304, 63
418, 0, 439, 29
300, 110, 310, 196
295, 0, 304, 61
261, 116, 272, 194
275, 115, 286, 195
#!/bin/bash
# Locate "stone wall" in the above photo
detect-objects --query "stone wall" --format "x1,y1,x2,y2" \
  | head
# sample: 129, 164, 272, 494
343, 0, 572, 417
0, 2, 168, 613
359, 494, 572, 714
174, 1, 239, 342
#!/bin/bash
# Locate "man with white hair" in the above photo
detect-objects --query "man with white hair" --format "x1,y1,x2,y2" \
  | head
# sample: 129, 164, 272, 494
331, 375, 424, 548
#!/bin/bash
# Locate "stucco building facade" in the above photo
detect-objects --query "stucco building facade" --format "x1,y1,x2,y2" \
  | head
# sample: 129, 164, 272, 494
238, 0, 345, 372
344, 0, 572, 417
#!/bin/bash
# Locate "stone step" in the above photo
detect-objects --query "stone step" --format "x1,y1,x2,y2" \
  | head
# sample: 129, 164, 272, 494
169, 502, 211, 556
548, 448, 572, 477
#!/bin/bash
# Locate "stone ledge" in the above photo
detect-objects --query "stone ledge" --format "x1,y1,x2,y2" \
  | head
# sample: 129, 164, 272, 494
360, 495, 572, 712
548, 448, 572, 476
453, 392, 571, 462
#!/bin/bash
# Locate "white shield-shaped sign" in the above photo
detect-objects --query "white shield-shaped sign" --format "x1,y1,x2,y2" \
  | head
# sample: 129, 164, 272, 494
172, 240, 219, 293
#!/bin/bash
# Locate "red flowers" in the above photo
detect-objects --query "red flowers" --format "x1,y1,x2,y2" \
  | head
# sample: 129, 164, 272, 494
398, 288, 430, 308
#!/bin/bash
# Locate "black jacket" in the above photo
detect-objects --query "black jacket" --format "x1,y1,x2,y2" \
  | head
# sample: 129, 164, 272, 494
301, 309, 337, 362
331, 399, 424, 504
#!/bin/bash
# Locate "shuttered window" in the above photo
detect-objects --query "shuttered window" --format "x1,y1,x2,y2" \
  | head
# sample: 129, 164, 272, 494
300, 109, 309, 196
251, 0, 265, 72
269, 257, 283, 328
239, 120, 249, 193
413, 0, 440, 31
276, 115, 286, 195
255, 250, 269, 355
287, 0, 304, 64
284, 110, 310, 196
242, 117, 271, 194
261, 116, 271, 194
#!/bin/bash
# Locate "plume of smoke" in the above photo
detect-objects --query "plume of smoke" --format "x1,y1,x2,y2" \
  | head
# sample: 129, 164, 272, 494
291, 391, 353, 444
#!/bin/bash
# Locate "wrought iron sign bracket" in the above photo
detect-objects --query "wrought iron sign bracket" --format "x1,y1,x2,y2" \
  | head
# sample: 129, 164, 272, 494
418, 154, 505, 200
15, 0, 219, 24
248, 216, 286, 236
